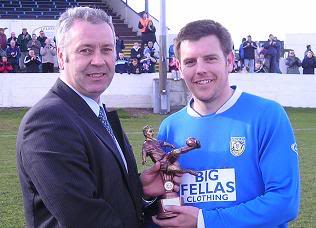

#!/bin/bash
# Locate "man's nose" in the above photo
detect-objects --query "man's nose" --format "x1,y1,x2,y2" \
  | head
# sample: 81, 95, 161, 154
91, 50, 105, 66
196, 59, 207, 74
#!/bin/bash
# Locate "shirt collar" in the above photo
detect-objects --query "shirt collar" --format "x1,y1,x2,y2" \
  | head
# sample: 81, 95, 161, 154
187, 86, 242, 117
59, 76, 102, 117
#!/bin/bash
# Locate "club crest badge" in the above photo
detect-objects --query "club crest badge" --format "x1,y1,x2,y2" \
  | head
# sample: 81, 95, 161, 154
230, 137, 246, 157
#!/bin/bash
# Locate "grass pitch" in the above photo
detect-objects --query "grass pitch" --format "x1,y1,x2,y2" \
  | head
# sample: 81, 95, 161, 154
0, 107, 315, 227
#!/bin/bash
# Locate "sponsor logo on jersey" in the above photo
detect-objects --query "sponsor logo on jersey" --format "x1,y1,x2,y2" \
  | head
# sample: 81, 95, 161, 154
230, 137, 246, 157
180, 168, 236, 204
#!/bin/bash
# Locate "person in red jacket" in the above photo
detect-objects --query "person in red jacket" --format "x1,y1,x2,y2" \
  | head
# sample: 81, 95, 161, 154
0, 56, 14, 73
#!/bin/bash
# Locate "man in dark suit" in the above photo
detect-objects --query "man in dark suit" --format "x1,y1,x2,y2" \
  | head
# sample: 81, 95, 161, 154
16, 7, 170, 228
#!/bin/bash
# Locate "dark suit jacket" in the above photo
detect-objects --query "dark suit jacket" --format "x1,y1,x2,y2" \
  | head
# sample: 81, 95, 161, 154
16, 78, 144, 228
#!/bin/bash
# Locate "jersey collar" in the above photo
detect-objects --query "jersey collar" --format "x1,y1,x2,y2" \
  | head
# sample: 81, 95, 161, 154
187, 86, 242, 117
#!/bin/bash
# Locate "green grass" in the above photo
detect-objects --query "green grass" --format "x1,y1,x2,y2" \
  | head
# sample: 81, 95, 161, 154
0, 108, 315, 227
0, 109, 27, 228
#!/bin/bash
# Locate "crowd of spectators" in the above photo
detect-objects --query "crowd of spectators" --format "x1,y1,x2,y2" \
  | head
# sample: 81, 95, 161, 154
1, 19, 316, 75
115, 41, 159, 74
112, 13, 161, 75
234, 34, 316, 74
0, 27, 56, 73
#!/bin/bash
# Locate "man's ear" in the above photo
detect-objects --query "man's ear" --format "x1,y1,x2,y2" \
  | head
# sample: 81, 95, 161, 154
175, 59, 184, 79
57, 47, 64, 70
226, 51, 235, 73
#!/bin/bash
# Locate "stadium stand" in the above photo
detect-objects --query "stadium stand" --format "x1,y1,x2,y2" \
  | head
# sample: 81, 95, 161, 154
0, 0, 140, 59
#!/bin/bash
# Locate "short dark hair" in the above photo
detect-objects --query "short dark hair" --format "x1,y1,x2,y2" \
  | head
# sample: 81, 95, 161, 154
174, 19, 233, 60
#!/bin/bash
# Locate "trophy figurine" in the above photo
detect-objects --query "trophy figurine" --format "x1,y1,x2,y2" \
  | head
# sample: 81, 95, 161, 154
142, 125, 200, 219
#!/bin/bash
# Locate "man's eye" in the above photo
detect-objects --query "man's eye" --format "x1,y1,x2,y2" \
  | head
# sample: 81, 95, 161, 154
101, 48, 113, 53
184, 60, 195, 66
80, 49, 92, 55
205, 57, 216, 62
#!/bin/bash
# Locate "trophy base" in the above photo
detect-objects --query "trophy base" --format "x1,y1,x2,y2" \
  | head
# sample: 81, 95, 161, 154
157, 210, 178, 219
157, 196, 181, 219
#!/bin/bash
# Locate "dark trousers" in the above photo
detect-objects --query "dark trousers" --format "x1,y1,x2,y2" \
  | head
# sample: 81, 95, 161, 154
265, 55, 278, 73
12, 63, 20, 73
42, 62, 54, 73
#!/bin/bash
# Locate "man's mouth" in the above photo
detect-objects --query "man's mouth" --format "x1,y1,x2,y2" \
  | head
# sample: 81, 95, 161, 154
87, 73, 105, 78
196, 79, 214, 85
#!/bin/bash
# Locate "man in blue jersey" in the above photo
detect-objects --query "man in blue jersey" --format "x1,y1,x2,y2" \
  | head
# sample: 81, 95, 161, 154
153, 20, 300, 228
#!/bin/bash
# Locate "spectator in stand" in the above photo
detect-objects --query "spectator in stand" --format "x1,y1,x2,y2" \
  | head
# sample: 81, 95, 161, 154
168, 39, 175, 59
169, 57, 180, 80
138, 12, 151, 48
37, 30, 47, 48
0, 56, 14, 73
262, 34, 278, 73
301, 50, 316, 74
140, 56, 150, 73
273, 36, 282, 73
242, 35, 257, 73
143, 20, 156, 46
24, 49, 41, 73
0, 46, 6, 58
232, 59, 241, 73
304, 44, 313, 56
129, 58, 142, 74
40, 38, 56, 73
238, 37, 246, 70
115, 35, 125, 58
17, 28, 31, 70
285, 50, 301, 74
6, 40, 21, 73
130, 42, 143, 61
255, 60, 266, 73
0, 28, 7, 51
169, 39, 180, 80
140, 41, 157, 73
7, 32, 18, 47
115, 52, 129, 74
257, 53, 269, 72
27, 34, 41, 56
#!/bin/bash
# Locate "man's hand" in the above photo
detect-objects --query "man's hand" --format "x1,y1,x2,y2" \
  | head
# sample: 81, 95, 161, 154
152, 205, 199, 228
140, 162, 182, 197
140, 162, 164, 197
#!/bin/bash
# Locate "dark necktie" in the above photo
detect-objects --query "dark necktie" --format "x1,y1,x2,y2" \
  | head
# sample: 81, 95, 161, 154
98, 106, 128, 171
99, 107, 116, 141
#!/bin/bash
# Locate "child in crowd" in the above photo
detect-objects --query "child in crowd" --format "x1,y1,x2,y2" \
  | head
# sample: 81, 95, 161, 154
129, 58, 142, 74
140, 52, 151, 73
0, 56, 14, 73
130, 42, 143, 62
115, 52, 129, 74
255, 61, 266, 73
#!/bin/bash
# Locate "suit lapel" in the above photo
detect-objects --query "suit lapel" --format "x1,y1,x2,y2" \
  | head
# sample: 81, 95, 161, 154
107, 110, 143, 215
51, 79, 128, 176
107, 110, 136, 174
